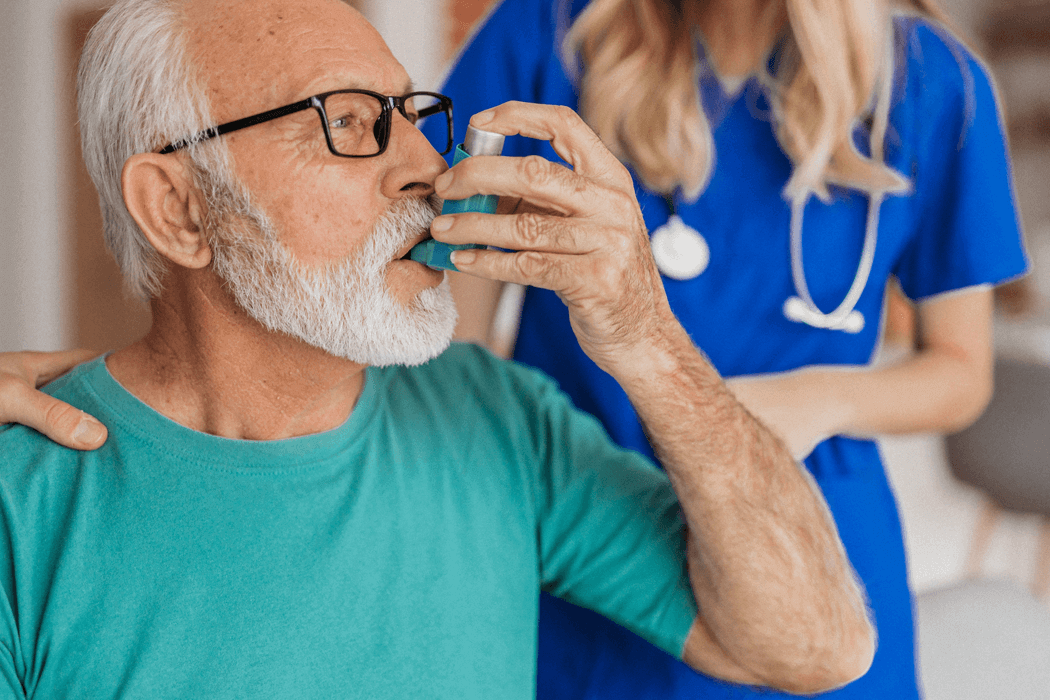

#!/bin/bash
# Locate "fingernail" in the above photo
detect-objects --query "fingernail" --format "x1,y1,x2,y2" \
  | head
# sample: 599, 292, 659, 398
451, 250, 476, 266
472, 109, 495, 125
431, 216, 453, 233
73, 417, 105, 445
434, 170, 454, 191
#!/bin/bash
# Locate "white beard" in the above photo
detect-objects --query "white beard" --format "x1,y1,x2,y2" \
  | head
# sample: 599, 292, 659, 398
206, 186, 458, 367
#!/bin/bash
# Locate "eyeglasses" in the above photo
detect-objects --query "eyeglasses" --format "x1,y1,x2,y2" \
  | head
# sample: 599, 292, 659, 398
158, 89, 454, 158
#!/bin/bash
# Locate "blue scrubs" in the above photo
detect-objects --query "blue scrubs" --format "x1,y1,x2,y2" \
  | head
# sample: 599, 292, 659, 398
425, 2, 1028, 697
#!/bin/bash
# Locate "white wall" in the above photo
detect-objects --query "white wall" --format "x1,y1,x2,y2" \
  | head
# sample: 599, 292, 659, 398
0, 6, 24, 351
0, 0, 73, 352
359, 0, 445, 91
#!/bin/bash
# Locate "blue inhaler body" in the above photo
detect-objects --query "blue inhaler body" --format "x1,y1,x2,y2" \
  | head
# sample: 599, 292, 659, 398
408, 125, 505, 271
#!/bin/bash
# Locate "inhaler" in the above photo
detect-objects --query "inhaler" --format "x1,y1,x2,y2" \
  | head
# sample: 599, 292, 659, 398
407, 124, 505, 271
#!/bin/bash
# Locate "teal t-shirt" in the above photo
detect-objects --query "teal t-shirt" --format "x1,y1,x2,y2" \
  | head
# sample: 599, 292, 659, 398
0, 344, 695, 699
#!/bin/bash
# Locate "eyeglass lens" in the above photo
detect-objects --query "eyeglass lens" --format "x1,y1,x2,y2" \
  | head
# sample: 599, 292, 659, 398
322, 92, 449, 156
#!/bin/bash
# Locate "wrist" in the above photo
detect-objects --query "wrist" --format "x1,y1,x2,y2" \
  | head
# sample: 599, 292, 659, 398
602, 321, 715, 393
808, 368, 857, 438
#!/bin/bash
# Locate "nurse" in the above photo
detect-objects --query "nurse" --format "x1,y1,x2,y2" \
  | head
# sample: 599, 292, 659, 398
423, 0, 1027, 698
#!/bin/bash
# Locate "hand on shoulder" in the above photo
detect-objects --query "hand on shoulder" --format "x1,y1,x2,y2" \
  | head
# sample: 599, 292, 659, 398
0, 350, 108, 450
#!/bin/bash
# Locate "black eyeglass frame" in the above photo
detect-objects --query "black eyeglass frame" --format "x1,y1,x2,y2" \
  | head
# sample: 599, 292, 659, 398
157, 89, 454, 157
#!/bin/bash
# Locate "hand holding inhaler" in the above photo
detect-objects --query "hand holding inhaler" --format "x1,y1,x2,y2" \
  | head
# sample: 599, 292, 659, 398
430, 102, 675, 381
407, 124, 505, 271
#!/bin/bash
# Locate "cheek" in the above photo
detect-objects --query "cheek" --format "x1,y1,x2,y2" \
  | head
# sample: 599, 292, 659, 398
276, 187, 378, 265
241, 152, 383, 266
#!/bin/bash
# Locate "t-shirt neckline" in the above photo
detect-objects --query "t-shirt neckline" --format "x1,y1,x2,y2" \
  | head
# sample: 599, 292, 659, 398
74, 355, 382, 470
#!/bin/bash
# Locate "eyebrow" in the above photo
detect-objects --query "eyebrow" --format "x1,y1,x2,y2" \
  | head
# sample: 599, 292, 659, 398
323, 78, 416, 96
292, 64, 416, 103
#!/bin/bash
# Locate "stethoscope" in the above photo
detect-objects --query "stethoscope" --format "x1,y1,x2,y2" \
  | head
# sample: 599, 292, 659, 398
649, 47, 896, 335
649, 181, 884, 336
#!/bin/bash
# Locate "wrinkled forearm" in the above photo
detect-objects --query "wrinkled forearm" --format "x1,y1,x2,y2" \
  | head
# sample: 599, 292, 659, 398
608, 323, 874, 692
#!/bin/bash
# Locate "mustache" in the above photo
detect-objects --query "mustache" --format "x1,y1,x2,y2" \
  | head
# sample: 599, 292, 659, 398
374, 194, 441, 258
334, 193, 440, 273
387, 194, 440, 241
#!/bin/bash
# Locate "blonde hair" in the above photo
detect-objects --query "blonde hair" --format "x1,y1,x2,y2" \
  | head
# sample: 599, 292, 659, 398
564, 0, 952, 203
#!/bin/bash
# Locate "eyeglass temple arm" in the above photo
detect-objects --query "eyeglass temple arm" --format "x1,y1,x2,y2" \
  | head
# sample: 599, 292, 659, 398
158, 96, 319, 155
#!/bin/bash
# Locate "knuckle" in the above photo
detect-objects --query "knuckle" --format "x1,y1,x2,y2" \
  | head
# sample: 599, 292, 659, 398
554, 225, 576, 252
516, 212, 546, 247
520, 155, 549, 185
553, 104, 579, 127
608, 239, 631, 264
515, 251, 551, 280
609, 226, 635, 256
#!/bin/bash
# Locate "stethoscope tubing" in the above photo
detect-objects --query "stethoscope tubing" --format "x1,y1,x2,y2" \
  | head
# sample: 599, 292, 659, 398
651, 33, 898, 334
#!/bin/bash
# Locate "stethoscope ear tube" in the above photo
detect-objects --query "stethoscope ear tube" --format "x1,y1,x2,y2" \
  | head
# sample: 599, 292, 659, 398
651, 34, 897, 333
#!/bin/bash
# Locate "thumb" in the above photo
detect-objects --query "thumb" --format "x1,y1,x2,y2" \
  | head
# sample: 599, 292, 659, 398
0, 380, 108, 450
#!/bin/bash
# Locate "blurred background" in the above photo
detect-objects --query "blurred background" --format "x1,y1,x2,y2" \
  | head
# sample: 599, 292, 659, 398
1, 0, 1049, 694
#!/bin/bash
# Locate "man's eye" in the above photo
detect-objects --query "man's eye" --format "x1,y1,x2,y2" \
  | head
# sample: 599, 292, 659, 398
330, 114, 358, 129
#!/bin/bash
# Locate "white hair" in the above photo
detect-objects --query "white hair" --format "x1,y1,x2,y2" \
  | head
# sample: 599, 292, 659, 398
77, 0, 232, 299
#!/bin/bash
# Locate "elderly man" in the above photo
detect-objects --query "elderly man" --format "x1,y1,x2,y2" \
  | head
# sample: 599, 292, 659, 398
0, 0, 873, 697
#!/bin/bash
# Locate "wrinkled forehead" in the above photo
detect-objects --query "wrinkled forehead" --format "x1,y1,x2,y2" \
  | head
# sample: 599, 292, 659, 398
182, 0, 411, 124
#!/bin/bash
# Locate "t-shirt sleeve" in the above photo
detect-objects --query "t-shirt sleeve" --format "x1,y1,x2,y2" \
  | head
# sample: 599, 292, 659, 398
520, 370, 697, 659
893, 24, 1029, 301
422, 0, 583, 164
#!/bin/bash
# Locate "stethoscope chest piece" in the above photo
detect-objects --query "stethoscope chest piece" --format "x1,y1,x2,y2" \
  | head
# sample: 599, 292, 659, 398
783, 296, 865, 333
650, 215, 710, 281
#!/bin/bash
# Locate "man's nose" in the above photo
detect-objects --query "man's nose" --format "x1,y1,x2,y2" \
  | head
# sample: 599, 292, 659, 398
384, 111, 448, 196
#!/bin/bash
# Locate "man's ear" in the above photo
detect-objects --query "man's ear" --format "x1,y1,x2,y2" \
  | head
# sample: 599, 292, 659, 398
121, 153, 212, 269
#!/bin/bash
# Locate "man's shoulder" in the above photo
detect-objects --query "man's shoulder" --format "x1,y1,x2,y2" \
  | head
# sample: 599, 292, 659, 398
38, 357, 102, 404
0, 360, 103, 489
375, 342, 567, 431
0, 423, 87, 534
411, 341, 507, 377
392, 341, 558, 398
0, 422, 79, 467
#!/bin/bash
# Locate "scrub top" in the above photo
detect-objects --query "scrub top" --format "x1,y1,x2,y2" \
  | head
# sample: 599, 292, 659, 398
425, 1, 1028, 697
